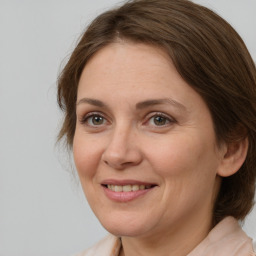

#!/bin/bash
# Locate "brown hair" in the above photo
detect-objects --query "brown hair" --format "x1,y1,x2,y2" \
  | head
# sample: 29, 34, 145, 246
57, 0, 256, 224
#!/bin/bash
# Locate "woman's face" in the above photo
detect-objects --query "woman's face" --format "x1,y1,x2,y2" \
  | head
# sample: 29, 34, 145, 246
73, 42, 225, 239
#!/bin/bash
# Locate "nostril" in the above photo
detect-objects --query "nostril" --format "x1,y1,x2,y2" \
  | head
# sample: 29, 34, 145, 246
101, 144, 143, 169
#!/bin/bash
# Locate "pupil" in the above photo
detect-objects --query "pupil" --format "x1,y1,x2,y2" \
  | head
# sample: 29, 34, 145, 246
93, 116, 103, 125
154, 116, 166, 125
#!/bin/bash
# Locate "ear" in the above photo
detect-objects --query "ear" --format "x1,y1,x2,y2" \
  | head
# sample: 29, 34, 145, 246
217, 137, 248, 177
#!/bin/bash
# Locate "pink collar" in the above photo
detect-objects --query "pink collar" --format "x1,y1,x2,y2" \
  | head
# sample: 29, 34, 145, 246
76, 217, 255, 255
188, 216, 255, 256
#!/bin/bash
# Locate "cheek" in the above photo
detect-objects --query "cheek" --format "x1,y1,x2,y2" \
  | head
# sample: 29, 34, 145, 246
147, 134, 219, 195
147, 135, 210, 175
73, 132, 103, 179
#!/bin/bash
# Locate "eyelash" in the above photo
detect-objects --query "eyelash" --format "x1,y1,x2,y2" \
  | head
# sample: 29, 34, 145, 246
79, 112, 108, 127
78, 112, 176, 128
146, 112, 175, 127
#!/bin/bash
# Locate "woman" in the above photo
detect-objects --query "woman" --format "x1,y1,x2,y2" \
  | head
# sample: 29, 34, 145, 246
57, 0, 256, 255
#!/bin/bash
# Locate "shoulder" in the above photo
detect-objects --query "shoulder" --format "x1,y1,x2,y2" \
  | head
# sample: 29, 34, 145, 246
72, 235, 121, 256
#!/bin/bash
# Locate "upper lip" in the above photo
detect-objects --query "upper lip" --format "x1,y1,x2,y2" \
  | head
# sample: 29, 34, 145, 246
101, 179, 157, 186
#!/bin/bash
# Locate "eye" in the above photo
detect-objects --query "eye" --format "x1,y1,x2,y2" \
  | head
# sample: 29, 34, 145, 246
79, 113, 107, 127
147, 113, 174, 127
88, 115, 105, 125
151, 116, 169, 126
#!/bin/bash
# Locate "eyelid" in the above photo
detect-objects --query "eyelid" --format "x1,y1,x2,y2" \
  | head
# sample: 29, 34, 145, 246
144, 112, 176, 126
79, 111, 109, 125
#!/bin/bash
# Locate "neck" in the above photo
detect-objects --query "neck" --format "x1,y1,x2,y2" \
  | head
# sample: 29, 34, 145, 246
120, 212, 212, 256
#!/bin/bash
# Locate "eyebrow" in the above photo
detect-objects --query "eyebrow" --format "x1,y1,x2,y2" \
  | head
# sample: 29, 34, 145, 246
76, 97, 187, 112
76, 98, 108, 108
136, 98, 187, 112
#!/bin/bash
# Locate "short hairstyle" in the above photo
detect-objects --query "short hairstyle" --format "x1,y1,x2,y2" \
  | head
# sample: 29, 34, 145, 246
57, 0, 256, 224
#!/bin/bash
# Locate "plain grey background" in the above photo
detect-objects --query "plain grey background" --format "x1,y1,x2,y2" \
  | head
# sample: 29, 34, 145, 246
0, 0, 255, 256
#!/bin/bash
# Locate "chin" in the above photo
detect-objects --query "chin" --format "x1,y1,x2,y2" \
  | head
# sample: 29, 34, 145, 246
104, 225, 149, 238
98, 214, 154, 237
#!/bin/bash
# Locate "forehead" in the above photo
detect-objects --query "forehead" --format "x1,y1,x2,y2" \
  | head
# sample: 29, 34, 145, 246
78, 42, 181, 95
81, 42, 172, 83
77, 42, 209, 114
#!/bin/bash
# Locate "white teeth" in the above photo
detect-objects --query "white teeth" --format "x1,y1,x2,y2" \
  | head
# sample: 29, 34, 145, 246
132, 185, 139, 191
107, 184, 152, 192
123, 185, 132, 192
114, 185, 122, 192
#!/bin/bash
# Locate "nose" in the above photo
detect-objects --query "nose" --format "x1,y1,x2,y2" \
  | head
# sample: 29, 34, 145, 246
101, 125, 143, 170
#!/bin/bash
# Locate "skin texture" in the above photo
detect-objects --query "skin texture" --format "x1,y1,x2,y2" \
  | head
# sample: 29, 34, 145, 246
73, 42, 248, 256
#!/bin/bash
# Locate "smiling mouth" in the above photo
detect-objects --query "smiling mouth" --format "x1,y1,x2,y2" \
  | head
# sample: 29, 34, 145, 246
102, 184, 156, 192
102, 182, 157, 202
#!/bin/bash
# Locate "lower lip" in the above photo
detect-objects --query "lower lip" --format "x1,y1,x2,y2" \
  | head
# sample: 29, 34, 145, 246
102, 186, 154, 202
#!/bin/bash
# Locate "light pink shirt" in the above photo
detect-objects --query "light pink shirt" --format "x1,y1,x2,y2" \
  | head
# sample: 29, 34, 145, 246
74, 217, 256, 256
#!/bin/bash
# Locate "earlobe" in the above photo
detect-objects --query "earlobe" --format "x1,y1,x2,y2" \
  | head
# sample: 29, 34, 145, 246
217, 137, 248, 177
